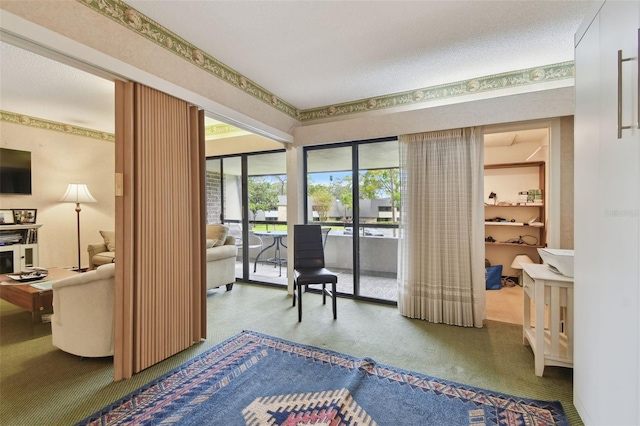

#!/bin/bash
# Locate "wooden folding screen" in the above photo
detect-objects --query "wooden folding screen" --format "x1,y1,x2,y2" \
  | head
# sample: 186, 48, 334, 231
114, 81, 206, 380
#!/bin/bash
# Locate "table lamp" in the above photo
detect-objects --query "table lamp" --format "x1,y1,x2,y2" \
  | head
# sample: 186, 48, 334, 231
511, 254, 534, 286
60, 183, 97, 271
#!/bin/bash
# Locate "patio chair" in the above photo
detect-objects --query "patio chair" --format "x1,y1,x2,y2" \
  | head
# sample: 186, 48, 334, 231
227, 223, 264, 253
321, 227, 331, 249
292, 224, 337, 322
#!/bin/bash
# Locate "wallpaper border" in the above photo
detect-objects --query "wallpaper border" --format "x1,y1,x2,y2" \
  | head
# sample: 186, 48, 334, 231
79, 0, 298, 119
0, 110, 116, 142
299, 62, 574, 121
78, 0, 574, 123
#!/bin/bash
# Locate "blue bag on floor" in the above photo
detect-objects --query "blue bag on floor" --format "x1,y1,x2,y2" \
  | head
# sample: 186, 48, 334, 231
485, 265, 502, 290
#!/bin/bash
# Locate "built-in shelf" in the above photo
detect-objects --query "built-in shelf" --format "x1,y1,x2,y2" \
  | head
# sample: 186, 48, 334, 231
484, 222, 543, 227
485, 204, 544, 208
485, 242, 544, 248
484, 161, 546, 271
0, 224, 42, 231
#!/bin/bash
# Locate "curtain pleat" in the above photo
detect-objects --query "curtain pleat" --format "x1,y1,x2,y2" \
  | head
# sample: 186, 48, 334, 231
398, 128, 485, 327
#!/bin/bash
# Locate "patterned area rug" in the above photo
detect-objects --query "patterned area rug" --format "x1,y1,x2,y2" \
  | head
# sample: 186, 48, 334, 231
78, 331, 569, 425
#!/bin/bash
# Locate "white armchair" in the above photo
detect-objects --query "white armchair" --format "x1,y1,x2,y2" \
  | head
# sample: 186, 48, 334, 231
206, 224, 239, 291
51, 263, 115, 357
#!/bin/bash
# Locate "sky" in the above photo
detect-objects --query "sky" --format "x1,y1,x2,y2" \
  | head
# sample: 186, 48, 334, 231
308, 171, 350, 186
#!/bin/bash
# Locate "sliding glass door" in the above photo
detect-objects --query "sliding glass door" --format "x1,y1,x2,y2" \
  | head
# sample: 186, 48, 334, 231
206, 150, 287, 286
305, 138, 399, 302
208, 140, 399, 300
357, 140, 399, 301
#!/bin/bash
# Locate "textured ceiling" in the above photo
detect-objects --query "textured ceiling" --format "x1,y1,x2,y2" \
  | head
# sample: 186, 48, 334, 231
0, 1, 592, 135
0, 41, 115, 132
128, 0, 592, 109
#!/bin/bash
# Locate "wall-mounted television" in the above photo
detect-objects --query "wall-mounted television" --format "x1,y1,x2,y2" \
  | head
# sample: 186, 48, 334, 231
0, 148, 32, 195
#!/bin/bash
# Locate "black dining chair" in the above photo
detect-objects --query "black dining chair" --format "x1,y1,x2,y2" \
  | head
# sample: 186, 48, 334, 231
293, 224, 337, 322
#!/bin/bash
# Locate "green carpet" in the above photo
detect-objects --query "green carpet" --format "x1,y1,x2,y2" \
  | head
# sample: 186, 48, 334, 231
0, 282, 581, 425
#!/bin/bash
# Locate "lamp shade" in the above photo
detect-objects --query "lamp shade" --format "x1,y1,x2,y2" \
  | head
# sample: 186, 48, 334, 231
60, 183, 97, 203
511, 254, 534, 270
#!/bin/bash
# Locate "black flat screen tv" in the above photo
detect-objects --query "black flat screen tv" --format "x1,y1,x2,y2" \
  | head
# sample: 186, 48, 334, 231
0, 148, 32, 195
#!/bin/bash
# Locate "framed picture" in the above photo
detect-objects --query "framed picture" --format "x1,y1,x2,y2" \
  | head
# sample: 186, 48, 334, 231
13, 209, 37, 224
0, 210, 15, 225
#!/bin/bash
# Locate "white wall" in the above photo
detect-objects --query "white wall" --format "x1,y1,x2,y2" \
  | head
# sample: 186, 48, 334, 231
0, 121, 115, 269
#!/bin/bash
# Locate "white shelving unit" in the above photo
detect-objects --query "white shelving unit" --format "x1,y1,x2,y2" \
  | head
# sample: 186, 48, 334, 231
0, 224, 41, 273
522, 263, 574, 377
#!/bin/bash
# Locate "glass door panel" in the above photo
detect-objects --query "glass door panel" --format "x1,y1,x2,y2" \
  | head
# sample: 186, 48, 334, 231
357, 140, 399, 301
306, 146, 354, 295
247, 152, 287, 285
220, 156, 244, 279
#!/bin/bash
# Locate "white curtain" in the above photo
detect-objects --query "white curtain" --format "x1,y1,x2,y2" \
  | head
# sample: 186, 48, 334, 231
397, 128, 485, 327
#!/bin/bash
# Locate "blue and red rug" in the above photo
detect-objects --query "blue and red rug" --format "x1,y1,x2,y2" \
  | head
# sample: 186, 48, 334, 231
78, 330, 568, 425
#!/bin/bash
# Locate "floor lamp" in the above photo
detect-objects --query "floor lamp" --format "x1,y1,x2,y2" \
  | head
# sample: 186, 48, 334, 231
60, 183, 97, 271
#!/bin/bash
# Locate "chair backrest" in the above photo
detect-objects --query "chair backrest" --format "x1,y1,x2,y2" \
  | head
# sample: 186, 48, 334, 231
294, 225, 325, 269
321, 227, 331, 249
248, 232, 264, 249
227, 223, 242, 239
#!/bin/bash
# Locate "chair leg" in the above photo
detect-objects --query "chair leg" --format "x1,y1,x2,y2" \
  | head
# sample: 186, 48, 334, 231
298, 284, 303, 322
292, 280, 296, 307
332, 282, 337, 319
322, 284, 326, 305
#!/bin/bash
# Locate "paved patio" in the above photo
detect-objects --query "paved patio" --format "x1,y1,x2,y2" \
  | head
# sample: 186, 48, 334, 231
235, 261, 397, 301
236, 261, 522, 323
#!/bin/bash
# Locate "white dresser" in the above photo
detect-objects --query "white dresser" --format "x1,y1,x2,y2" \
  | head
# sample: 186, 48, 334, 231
521, 263, 574, 377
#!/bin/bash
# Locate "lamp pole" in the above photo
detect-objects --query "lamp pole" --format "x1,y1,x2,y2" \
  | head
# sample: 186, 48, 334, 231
75, 202, 82, 271
60, 183, 96, 271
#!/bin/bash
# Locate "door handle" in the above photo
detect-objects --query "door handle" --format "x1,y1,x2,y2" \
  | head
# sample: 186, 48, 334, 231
618, 49, 633, 139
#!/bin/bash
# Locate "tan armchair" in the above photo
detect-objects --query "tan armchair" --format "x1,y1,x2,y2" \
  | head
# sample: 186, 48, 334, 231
51, 263, 115, 357
88, 230, 116, 270
88, 243, 115, 270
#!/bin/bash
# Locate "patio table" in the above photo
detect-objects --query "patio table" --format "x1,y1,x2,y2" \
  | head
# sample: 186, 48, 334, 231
253, 231, 288, 277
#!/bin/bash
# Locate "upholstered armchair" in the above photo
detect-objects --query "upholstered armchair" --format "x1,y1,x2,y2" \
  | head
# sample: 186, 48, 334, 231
88, 230, 116, 270
51, 263, 115, 357
206, 224, 238, 291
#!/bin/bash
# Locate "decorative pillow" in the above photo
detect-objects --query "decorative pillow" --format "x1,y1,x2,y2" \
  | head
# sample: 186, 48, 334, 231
206, 224, 228, 247
206, 239, 216, 249
100, 230, 116, 252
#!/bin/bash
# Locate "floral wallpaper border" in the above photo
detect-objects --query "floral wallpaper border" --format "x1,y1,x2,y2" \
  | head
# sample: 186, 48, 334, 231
0, 110, 115, 142
79, 0, 574, 123
205, 123, 244, 137
299, 62, 574, 121
1, 110, 247, 141
80, 0, 298, 119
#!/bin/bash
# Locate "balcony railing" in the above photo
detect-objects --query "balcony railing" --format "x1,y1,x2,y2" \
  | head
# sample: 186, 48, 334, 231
235, 222, 398, 302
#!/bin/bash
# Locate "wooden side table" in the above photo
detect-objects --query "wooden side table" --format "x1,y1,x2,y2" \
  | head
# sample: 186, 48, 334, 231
521, 263, 574, 377
0, 268, 78, 324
